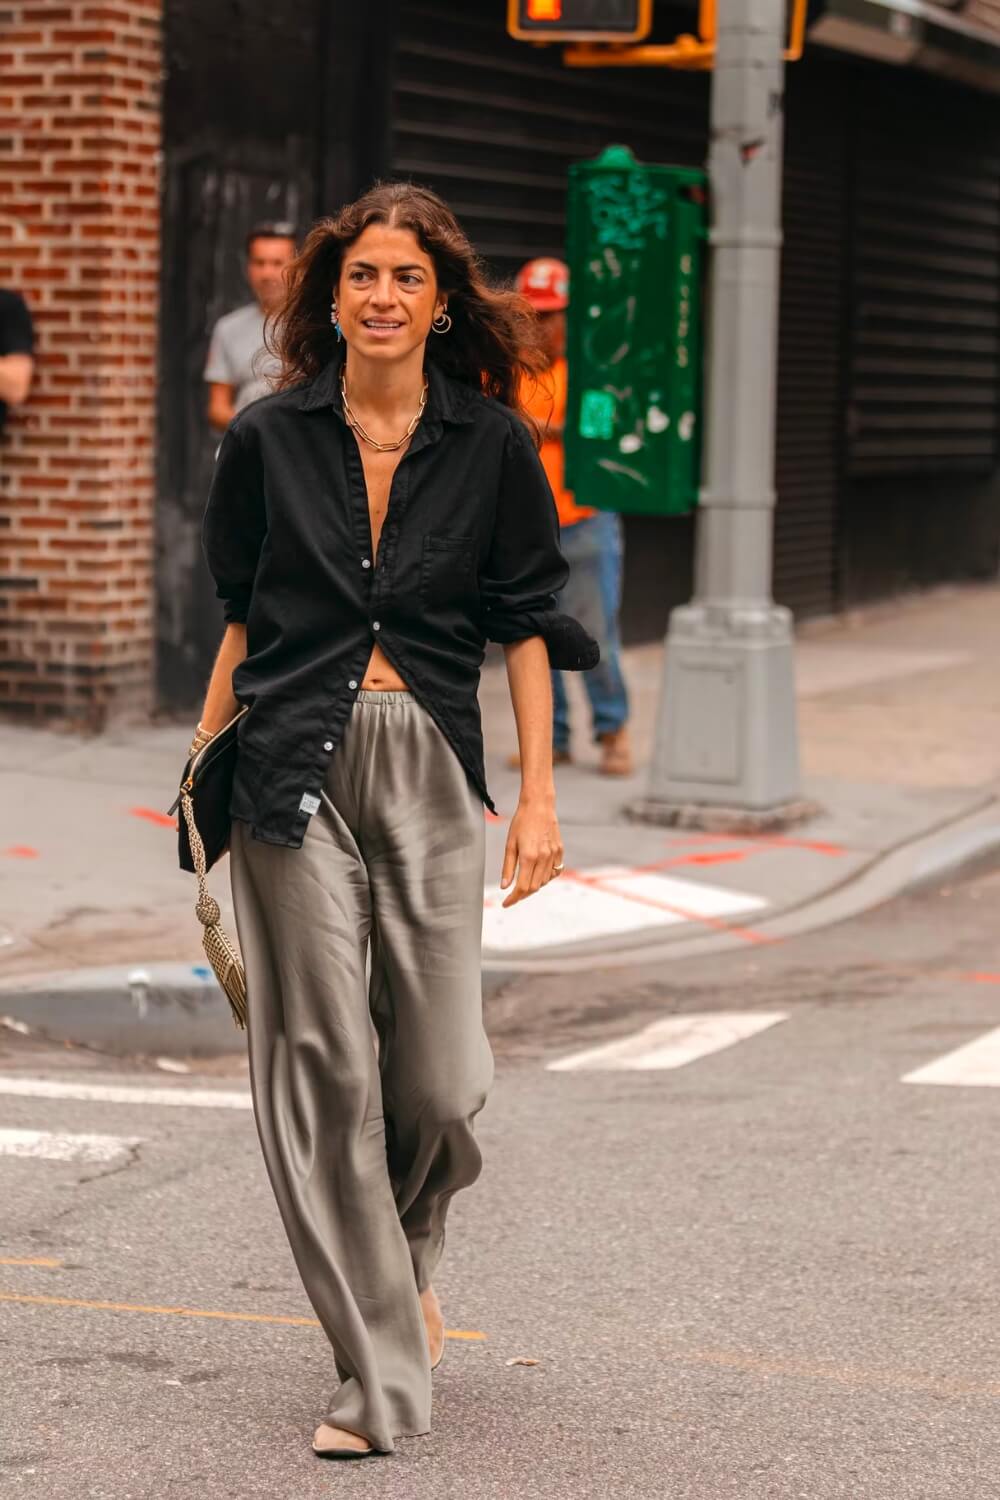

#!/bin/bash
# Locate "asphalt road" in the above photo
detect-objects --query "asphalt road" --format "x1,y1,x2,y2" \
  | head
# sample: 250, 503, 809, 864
3, 865, 1000, 1498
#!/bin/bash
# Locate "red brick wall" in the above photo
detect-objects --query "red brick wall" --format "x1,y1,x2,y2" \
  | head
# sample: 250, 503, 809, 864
0, 1, 161, 726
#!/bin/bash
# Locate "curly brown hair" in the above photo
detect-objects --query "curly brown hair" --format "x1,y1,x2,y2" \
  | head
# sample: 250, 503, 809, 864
268, 182, 546, 423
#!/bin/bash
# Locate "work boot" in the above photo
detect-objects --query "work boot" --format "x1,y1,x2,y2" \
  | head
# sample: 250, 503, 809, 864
597, 726, 633, 776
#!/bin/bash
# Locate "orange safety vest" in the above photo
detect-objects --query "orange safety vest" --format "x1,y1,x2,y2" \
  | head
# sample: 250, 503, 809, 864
520, 359, 595, 530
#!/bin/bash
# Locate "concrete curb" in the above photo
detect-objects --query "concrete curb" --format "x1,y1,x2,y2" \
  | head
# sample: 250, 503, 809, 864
2, 795, 998, 1055
0, 963, 242, 1057
0, 963, 518, 1059
479, 793, 1000, 973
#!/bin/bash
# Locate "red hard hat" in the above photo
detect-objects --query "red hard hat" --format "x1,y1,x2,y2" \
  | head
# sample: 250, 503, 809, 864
516, 257, 569, 312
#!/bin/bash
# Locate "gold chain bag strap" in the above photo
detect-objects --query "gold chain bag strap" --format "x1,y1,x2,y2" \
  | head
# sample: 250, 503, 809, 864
178, 788, 247, 1030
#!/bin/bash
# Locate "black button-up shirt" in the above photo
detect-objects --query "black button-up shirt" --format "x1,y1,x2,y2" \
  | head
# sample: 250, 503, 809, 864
203, 355, 598, 847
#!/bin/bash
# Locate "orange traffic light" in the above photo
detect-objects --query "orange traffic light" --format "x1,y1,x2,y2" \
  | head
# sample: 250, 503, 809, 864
507, 0, 652, 43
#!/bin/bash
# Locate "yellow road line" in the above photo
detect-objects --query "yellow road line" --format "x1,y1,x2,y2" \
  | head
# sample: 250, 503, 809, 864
0, 1256, 63, 1267
0, 1289, 485, 1341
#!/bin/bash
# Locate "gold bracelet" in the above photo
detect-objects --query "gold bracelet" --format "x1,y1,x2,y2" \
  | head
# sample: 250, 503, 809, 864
188, 724, 214, 757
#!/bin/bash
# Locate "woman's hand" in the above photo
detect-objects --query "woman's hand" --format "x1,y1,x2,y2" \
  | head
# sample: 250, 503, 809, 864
500, 795, 565, 909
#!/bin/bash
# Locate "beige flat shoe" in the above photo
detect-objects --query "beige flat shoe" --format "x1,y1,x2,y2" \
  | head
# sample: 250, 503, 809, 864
312, 1422, 376, 1459
597, 727, 633, 777
421, 1284, 445, 1371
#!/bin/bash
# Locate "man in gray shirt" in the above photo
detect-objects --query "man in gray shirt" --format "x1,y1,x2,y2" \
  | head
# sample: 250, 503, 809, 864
204, 221, 298, 432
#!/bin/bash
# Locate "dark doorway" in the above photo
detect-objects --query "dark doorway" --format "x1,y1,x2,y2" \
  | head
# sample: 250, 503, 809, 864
156, 1, 397, 710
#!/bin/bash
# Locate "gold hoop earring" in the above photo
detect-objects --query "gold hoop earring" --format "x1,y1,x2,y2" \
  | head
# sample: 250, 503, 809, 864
432, 311, 452, 334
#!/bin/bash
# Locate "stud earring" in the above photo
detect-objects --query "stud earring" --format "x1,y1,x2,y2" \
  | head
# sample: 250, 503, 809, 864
330, 302, 343, 342
432, 310, 452, 334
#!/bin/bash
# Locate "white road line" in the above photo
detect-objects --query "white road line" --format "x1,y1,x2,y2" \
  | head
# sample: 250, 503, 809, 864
547, 1010, 789, 1073
483, 866, 767, 952
0, 1127, 139, 1164
0, 1077, 252, 1110
903, 1026, 1000, 1088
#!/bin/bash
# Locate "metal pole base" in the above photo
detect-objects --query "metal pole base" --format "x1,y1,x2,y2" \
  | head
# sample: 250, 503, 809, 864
632, 601, 814, 831
627, 796, 820, 834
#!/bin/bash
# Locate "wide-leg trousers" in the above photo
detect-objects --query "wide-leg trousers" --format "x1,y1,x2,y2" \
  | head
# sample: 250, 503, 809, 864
229, 690, 492, 1453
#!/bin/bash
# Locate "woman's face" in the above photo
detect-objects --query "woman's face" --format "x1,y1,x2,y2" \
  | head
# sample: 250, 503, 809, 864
336, 224, 445, 362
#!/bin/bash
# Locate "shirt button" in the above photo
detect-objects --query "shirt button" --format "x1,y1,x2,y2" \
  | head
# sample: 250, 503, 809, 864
362, 559, 371, 569
323, 741, 333, 752
348, 679, 358, 690
372, 621, 381, 632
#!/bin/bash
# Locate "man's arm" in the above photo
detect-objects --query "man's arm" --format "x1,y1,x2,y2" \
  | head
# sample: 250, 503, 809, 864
207, 381, 237, 433
0, 354, 33, 408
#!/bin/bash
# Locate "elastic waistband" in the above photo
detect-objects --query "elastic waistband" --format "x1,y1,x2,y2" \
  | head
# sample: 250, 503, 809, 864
355, 689, 415, 706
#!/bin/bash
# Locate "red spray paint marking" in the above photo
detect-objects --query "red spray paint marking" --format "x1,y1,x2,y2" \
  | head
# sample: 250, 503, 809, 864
662, 850, 750, 868
3, 846, 39, 859
759, 836, 847, 856
129, 807, 179, 830
607, 851, 751, 879
560, 867, 777, 947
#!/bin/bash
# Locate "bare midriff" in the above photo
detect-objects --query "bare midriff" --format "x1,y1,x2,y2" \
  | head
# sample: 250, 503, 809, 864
362, 642, 409, 691
357, 430, 410, 692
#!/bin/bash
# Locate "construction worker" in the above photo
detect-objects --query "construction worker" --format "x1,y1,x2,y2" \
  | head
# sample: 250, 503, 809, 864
514, 257, 631, 775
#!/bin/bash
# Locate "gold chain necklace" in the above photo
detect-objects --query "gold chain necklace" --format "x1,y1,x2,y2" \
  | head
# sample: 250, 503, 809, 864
340, 373, 428, 453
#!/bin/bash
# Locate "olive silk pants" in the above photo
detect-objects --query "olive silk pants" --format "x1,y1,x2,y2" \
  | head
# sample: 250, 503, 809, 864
229, 691, 493, 1453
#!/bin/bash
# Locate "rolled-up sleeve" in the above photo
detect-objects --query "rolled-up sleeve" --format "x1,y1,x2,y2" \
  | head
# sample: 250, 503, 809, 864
480, 420, 599, 671
202, 419, 265, 624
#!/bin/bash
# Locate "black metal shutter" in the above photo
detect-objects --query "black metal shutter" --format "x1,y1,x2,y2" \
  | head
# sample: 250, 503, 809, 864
390, 1, 709, 645
391, 11, 851, 629
836, 70, 1000, 604
390, 1, 709, 278
773, 60, 848, 618
847, 96, 1000, 477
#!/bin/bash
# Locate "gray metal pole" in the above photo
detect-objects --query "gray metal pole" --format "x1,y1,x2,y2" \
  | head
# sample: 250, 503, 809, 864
636, 0, 806, 829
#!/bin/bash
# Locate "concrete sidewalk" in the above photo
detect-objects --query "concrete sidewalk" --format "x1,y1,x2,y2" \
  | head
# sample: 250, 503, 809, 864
2, 583, 999, 1052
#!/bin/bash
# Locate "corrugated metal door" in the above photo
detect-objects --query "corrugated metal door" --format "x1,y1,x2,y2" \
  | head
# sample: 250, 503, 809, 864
391, 1, 707, 644
847, 108, 1000, 478
839, 71, 1000, 604
390, 2, 709, 276
773, 61, 847, 619
390, 11, 849, 630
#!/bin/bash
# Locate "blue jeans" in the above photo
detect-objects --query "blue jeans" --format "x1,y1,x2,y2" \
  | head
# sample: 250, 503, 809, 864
552, 509, 630, 752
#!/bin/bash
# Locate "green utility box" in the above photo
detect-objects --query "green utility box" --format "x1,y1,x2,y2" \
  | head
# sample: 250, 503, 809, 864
564, 145, 706, 517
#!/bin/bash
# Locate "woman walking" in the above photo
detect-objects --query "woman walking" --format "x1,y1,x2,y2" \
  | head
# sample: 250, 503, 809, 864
192, 184, 597, 1459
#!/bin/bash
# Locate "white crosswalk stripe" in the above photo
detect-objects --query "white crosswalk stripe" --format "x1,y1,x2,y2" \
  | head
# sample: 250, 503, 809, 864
0, 1077, 251, 1110
0, 1127, 139, 1164
547, 1011, 789, 1073
483, 867, 767, 952
903, 1025, 1000, 1088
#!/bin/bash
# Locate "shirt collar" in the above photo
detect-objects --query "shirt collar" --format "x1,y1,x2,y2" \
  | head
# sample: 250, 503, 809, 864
298, 350, 479, 428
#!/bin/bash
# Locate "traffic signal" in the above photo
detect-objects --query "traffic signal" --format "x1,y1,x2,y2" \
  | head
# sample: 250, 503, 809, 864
507, 0, 653, 43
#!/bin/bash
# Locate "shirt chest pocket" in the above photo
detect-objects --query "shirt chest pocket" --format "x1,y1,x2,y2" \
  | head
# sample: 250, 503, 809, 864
419, 532, 477, 609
